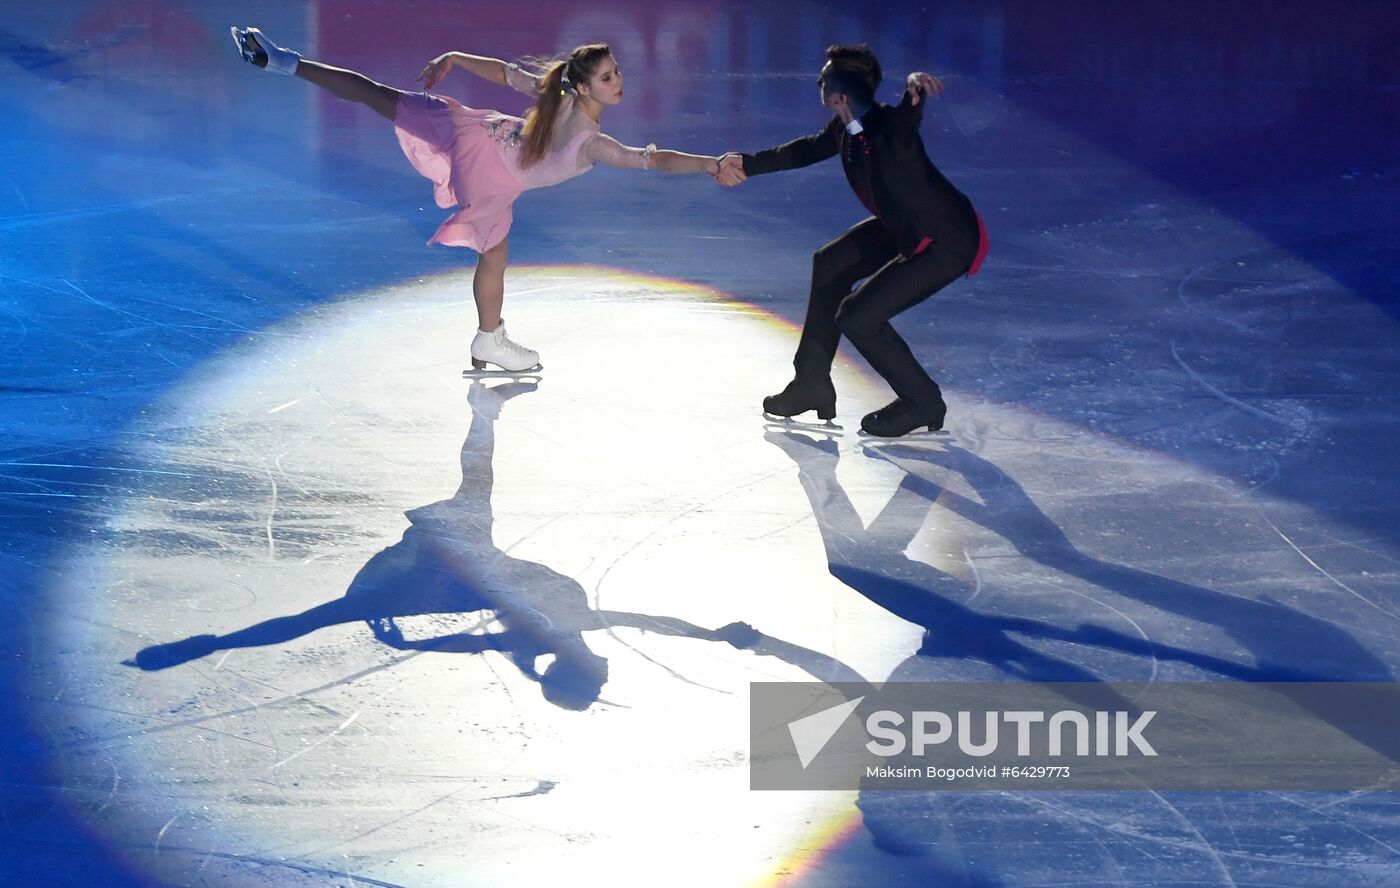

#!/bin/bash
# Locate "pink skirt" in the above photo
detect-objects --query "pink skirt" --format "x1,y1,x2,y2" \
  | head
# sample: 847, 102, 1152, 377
394, 92, 521, 252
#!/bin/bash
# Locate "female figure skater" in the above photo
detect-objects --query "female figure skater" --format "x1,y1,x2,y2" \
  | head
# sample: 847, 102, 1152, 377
230, 27, 726, 373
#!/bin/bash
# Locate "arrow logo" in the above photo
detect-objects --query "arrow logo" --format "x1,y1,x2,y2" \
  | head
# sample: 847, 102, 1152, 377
787, 695, 865, 768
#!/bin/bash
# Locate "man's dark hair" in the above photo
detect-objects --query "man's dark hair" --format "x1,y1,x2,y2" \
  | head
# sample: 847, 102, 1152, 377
824, 44, 882, 104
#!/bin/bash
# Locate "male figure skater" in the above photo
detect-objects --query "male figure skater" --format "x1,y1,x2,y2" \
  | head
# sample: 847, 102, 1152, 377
718, 44, 987, 437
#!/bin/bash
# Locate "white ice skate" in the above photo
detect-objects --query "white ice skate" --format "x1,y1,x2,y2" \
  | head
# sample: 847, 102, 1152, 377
229, 26, 302, 76
464, 321, 543, 379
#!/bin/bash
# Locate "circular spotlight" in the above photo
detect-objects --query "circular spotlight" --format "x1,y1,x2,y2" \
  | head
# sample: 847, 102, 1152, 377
34, 265, 922, 886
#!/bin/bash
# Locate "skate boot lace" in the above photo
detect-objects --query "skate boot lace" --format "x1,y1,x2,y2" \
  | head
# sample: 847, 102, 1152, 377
495, 329, 536, 362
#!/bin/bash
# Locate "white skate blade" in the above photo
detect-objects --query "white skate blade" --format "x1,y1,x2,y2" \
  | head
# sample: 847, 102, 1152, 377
763, 421, 842, 440
858, 427, 953, 443
229, 27, 253, 63
462, 363, 543, 380
762, 412, 843, 434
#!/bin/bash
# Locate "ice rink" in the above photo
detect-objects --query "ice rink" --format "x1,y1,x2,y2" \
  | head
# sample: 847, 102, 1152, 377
3, 1, 1398, 885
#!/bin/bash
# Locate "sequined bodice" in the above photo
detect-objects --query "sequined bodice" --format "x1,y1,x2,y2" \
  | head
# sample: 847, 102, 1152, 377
480, 97, 598, 192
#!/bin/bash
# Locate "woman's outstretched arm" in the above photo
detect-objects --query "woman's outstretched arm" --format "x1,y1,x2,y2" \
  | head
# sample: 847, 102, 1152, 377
649, 148, 722, 175
582, 134, 720, 175
418, 53, 540, 95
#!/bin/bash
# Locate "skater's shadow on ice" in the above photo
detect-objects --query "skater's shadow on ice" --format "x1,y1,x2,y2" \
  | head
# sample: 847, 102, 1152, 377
886, 440, 1390, 683
127, 382, 776, 710
768, 430, 1399, 866
768, 430, 1397, 757
767, 430, 1392, 685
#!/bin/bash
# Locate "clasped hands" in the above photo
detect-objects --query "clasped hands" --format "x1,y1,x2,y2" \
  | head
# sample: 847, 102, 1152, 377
712, 153, 746, 187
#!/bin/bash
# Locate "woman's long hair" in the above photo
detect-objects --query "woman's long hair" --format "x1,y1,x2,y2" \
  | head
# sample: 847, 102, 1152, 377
518, 43, 612, 169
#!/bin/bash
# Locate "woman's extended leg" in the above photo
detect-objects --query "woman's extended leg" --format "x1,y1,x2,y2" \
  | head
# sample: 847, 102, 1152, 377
295, 59, 401, 122
236, 28, 400, 121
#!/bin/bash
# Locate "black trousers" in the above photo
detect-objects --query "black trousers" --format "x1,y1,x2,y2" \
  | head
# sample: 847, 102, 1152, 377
792, 216, 970, 414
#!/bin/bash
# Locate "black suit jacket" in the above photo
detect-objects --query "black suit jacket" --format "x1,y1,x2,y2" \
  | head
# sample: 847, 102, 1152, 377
741, 91, 979, 263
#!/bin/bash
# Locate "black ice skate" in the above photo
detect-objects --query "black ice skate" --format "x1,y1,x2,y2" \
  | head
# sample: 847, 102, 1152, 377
761, 376, 839, 430
858, 397, 948, 439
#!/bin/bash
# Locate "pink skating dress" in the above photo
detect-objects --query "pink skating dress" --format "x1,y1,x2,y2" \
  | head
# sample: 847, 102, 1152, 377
393, 62, 657, 252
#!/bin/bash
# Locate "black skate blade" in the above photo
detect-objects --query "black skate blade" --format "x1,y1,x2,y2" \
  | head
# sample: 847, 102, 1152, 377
762, 413, 844, 436
462, 363, 543, 381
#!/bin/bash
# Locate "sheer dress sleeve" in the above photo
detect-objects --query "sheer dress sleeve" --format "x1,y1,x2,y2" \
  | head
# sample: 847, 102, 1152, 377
580, 133, 657, 170
503, 61, 542, 97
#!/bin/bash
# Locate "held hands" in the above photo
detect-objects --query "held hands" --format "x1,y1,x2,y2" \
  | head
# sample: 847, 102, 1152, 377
417, 53, 457, 90
712, 153, 747, 187
905, 71, 944, 105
